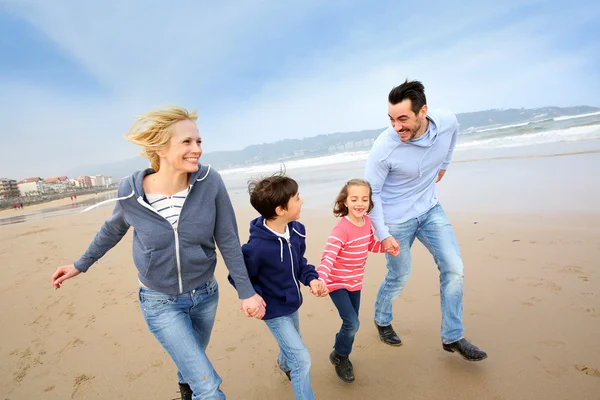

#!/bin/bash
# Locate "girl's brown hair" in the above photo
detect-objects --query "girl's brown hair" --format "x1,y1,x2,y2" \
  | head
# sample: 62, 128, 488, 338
333, 178, 374, 217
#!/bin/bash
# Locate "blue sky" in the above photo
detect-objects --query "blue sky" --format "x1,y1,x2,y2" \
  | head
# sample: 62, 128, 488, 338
1, 0, 599, 179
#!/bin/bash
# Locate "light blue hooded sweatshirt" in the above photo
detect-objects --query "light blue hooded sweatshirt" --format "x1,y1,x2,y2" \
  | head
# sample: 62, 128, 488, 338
365, 110, 459, 240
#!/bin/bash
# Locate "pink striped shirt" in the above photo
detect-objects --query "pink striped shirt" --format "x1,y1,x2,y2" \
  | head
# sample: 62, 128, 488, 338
317, 215, 384, 292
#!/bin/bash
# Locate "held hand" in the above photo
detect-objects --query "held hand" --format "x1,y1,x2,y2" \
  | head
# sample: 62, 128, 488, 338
310, 279, 329, 297
386, 247, 400, 257
381, 237, 400, 255
51, 264, 81, 289
436, 169, 446, 183
241, 294, 266, 319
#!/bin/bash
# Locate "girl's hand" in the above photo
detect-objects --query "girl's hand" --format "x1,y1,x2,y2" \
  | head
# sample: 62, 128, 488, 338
310, 279, 329, 297
386, 247, 400, 257
51, 264, 81, 289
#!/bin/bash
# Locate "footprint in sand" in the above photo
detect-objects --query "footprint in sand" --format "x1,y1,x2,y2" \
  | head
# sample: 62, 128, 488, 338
538, 340, 565, 347
575, 365, 600, 377
521, 297, 541, 306
527, 278, 561, 292
72, 374, 94, 398
583, 308, 600, 317
226, 346, 237, 352
507, 277, 519, 282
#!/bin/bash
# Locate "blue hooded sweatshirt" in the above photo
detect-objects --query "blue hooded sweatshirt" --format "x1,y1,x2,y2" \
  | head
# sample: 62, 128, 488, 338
365, 110, 459, 240
73, 164, 255, 299
229, 217, 319, 320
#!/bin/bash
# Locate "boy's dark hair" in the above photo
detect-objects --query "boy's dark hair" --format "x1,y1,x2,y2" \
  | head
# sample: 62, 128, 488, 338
248, 173, 299, 220
388, 79, 427, 115
333, 178, 374, 217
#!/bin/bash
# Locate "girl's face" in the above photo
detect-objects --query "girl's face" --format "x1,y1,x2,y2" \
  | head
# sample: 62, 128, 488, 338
160, 119, 202, 173
344, 184, 370, 222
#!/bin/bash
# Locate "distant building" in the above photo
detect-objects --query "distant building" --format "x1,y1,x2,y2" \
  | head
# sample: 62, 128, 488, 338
0, 178, 20, 199
18, 177, 44, 196
43, 176, 71, 193
75, 176, 93, 189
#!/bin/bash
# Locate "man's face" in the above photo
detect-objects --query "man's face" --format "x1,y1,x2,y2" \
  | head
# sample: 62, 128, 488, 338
388, 99, 427, 142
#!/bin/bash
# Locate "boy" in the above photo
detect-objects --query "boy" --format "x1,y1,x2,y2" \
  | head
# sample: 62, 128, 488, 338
229, 174, 328, 400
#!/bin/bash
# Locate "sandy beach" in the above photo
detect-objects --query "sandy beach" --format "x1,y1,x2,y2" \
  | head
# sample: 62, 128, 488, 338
1, 151, 600, 399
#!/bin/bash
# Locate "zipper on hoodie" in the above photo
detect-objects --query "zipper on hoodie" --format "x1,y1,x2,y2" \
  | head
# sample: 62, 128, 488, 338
286, 240, 301, 304
137, 191, 190, 294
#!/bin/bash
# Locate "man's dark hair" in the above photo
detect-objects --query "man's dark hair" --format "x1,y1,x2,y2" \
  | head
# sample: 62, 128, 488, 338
388, 79, 427, 115
248, 173, 299, 220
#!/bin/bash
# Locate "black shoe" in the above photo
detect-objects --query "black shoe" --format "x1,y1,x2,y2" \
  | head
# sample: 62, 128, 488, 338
329, 351, 355, 383
374, 321, 402, 346
284, 370, 291, 381
178, 383, 193, 400
443, 338, 488, 361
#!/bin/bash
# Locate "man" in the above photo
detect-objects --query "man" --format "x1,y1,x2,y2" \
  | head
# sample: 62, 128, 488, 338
365, 79, 487, 361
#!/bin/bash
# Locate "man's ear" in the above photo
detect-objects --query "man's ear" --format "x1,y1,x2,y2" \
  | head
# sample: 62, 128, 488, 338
419, 104, 428, 120
275, 206, 285, 217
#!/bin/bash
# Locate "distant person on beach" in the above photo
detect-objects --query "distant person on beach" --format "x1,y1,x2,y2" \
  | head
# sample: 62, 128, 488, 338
365, 80, 487, 361
51, 106, 266, 400
317, 179, 398, 383
230, 174, 328, 400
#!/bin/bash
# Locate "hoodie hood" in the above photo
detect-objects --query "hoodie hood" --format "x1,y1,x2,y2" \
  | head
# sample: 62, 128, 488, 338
129, 164, 211, 198
249, 216, 300, 262
82, 164, 211, 213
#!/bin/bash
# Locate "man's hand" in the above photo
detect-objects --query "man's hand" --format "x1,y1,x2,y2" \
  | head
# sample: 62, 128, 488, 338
310, 279, 329, 297
386, 246, 400, 257
381, 236, 400, 255
241, 294, 266, 319
436, 169, 446, 183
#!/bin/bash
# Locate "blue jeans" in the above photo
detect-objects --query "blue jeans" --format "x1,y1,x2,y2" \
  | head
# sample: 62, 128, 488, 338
139, 278, 225, 400
374, 204, 465, 344
329, 289, 361, 356
264, 311, 314, 400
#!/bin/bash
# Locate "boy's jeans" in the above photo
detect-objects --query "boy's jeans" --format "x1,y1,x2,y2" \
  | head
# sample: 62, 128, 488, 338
264, 311, 314, 400
329, 289, 361, 356
139, 277, 225, 400
374, 204, 465, 344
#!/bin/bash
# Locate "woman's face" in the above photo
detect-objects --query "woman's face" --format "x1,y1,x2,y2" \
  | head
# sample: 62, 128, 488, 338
160, 119, 202, 173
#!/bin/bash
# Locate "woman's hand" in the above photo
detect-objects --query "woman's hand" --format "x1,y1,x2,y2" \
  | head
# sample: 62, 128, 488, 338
241, 294, 266, 319
51, 264, 81, 289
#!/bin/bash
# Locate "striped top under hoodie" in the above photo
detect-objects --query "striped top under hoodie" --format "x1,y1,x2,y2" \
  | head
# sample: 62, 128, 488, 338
317, 215, 384, 292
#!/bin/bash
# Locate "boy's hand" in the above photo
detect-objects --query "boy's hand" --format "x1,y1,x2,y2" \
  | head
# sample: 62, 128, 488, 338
241, 294, 266, 319
309, 279, 329, 297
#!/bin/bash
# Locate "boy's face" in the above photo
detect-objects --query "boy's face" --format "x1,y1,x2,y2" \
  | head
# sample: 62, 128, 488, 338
281, 192, 303, 222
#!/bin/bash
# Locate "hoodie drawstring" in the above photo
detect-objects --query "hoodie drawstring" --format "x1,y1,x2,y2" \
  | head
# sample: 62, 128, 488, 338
278, 237, 283, 262
81, 190, 135, 213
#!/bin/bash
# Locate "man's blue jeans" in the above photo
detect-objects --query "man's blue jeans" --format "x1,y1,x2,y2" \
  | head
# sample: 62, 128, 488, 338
374, 204, 465, 344
264, 311, 314, 400
329, 289, 361, 356
139, 277, 225, 400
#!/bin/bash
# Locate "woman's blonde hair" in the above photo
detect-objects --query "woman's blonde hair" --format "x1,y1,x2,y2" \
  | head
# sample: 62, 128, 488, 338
125, 106, 198, 171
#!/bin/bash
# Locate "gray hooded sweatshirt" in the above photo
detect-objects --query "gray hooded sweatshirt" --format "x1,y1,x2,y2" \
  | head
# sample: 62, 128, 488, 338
74, 164, 255, 298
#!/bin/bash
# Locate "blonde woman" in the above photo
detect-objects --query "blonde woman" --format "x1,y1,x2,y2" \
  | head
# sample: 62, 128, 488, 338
51, 106, 266, 400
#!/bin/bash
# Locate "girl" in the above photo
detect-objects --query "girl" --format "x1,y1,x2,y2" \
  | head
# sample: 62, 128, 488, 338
51, 106, 266, 400
317, 179, 398, 383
